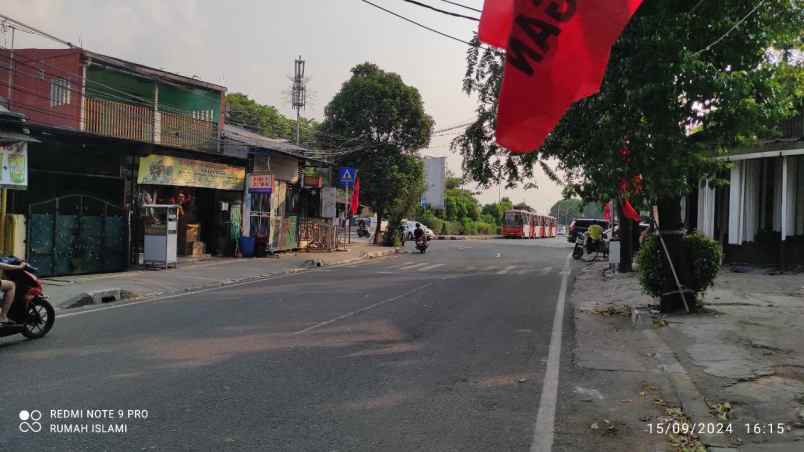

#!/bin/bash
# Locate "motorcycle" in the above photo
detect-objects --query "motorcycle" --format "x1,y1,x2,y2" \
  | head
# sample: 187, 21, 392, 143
572, 231, 608, 260
0, 257, 55, 340
356, 223, 370, 238
415, 236, 429, 254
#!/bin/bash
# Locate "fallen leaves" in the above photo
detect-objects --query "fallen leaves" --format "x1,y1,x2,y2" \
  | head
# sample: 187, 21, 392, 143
590, 304, 633, 317
706, 400, 732, 421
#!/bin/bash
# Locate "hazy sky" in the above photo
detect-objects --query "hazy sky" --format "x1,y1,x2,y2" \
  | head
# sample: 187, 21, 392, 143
3, 0, 563, 213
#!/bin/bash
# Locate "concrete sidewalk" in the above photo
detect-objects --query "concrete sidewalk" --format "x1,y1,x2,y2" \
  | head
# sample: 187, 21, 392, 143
43, 241, 399, 310
573, 261, 804, 451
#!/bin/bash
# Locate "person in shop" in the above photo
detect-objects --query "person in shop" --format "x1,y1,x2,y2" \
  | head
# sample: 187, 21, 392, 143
0, 260, 29, 325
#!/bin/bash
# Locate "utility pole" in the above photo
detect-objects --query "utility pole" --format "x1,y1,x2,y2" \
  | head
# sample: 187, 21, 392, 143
291, 56, 306, 145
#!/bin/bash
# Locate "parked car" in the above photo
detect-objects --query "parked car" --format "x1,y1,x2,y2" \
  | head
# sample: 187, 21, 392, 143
402, 221, 435, 240
568, 218, 609, 243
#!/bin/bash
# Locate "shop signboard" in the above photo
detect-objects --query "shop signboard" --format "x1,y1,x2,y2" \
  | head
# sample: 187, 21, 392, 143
321, 187, 336, 219
250, 174, 274, 193
137, 154, 245, 191
0, 142, 28, 189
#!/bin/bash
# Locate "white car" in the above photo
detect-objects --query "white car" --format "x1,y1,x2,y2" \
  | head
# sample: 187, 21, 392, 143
402, 221, 435, 240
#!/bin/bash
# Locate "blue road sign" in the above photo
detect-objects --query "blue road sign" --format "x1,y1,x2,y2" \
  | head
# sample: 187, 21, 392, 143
338, 167, 356, 187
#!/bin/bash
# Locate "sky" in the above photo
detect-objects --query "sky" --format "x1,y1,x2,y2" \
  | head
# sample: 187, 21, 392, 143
3, 0, 563, 214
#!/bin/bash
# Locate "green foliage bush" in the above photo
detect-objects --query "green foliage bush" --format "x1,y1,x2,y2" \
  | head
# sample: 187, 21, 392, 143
638, 233, 722, 298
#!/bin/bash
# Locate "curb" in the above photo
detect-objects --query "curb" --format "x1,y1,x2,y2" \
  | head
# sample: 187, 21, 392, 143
435, 235, 503, 241
642, 329, 734, 449
54, 247, 400, 312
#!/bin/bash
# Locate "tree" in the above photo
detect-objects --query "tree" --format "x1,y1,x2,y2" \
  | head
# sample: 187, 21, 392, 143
321, 63, 434, 244
482, 197, 513, 225
226, 93, 319, 145
457, 1, 802, 302
513, 202, 533, 212
550, 198, 582, 224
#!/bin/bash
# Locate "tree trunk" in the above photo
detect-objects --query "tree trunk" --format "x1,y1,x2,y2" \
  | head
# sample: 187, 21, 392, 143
656, 196, 693, 312
617, 198, 634, 273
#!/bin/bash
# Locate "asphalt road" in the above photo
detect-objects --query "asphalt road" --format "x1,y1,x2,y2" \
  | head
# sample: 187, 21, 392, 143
0, 238, 573, 452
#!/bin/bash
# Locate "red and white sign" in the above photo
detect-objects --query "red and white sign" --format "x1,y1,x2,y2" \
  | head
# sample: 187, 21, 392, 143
249, 174, 274, 193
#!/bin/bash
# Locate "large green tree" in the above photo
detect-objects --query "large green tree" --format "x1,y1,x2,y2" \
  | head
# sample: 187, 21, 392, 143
226, 93, 319, 145
321, 63, 434, 244
457, 1, 802, 298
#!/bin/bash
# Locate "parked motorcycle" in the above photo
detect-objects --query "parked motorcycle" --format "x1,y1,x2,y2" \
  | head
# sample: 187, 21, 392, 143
356, 224, 370, 238
0, 257, 55, 340
572, 231, 608, 260
415, 237, 429, 254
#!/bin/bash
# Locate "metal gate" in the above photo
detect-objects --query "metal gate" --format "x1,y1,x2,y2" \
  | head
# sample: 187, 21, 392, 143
27, 195, 127, 277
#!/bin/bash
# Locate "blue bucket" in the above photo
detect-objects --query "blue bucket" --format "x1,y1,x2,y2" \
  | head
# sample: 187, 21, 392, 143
239, 236, 256, 258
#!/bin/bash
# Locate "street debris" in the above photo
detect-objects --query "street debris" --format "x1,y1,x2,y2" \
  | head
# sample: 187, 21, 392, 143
653, 318, 669, 328
706, 400, 732, 421
590, 304, 632, 317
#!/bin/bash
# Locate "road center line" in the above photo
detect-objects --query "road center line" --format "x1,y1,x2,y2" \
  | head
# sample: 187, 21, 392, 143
497, 265, 517, 275
530, 253, 572, 452
291, 283, 434, 335
417, 263, 445, 272
398, 262, 429, 271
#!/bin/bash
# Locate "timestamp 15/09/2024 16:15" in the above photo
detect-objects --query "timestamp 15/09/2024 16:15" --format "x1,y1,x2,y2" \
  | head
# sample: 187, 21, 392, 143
647, 422, 789, 435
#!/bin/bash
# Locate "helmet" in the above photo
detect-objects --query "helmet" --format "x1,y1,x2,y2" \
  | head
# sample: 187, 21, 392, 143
416, 223, 421, 228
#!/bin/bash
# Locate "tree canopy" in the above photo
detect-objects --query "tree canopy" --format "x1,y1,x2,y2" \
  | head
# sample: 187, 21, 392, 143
321, 63, 434, 243
456, 1, 803, 205
225, 93, 319, 146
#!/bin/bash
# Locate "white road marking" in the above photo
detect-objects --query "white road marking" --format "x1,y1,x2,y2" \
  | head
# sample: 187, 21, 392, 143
483, 265, 498, 272
417, 263, 445, 272
389, 261, 415, 269
465, 266, 477, 272
530, 253, 572, 452
497, 265, 517, 275
515, 268, 531, 275
541, 266, 554, 275
56, 256, 398, 319
292, 283, 434, 335
398, 262, 429, 271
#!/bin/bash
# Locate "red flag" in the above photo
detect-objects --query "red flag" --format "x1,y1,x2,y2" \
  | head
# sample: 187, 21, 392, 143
480, 0, 643, 152
622, 199, 641, 222
350, 176, 360, 216
478, 0, 514, 49
603, 201, 611, 221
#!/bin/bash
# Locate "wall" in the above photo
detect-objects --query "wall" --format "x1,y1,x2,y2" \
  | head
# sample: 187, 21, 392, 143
271, 153, 300, 183
0, 48, 83, 129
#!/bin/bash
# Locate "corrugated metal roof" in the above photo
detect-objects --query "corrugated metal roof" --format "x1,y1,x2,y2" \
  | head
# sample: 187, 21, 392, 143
222, 124, 332, 165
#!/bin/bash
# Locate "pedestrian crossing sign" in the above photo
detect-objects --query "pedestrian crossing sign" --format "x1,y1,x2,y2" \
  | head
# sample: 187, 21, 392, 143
338, 167, 356, 187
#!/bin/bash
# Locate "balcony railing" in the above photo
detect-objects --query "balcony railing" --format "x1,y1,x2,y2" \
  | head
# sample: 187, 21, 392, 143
83, 96, 218, 152
159, 110, 217, 152
84, 97, 153, 143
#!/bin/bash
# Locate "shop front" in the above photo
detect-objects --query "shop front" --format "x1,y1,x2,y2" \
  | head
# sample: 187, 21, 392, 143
135, 154, 245, 258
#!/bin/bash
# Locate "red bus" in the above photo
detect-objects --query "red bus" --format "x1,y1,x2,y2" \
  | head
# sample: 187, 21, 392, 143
504, 211, 557, 239
503, 209, 536, 238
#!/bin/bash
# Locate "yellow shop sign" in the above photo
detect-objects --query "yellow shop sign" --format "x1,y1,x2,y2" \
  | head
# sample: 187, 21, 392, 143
137, 154, 245, 190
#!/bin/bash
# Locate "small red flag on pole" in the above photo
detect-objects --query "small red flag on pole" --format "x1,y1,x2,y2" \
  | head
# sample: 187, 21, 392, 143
350, 176, 360, 216
478, 0, 643, 152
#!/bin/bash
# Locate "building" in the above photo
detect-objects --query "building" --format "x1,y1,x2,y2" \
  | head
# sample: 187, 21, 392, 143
222, 125, 337, 254
695, 112, 804, 268
1, 47, 247, 276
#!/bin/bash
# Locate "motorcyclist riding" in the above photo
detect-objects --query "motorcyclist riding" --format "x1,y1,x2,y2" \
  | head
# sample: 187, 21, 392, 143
414, 223, 425, 242
0, 260, 27, 325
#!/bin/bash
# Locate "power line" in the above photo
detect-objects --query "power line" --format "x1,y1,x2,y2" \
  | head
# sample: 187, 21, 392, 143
399, 0, 479, 21
0, 13, 75, 48
693, 0, 768, 56
359, 0, 474, 46
437, 0, 482, 14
